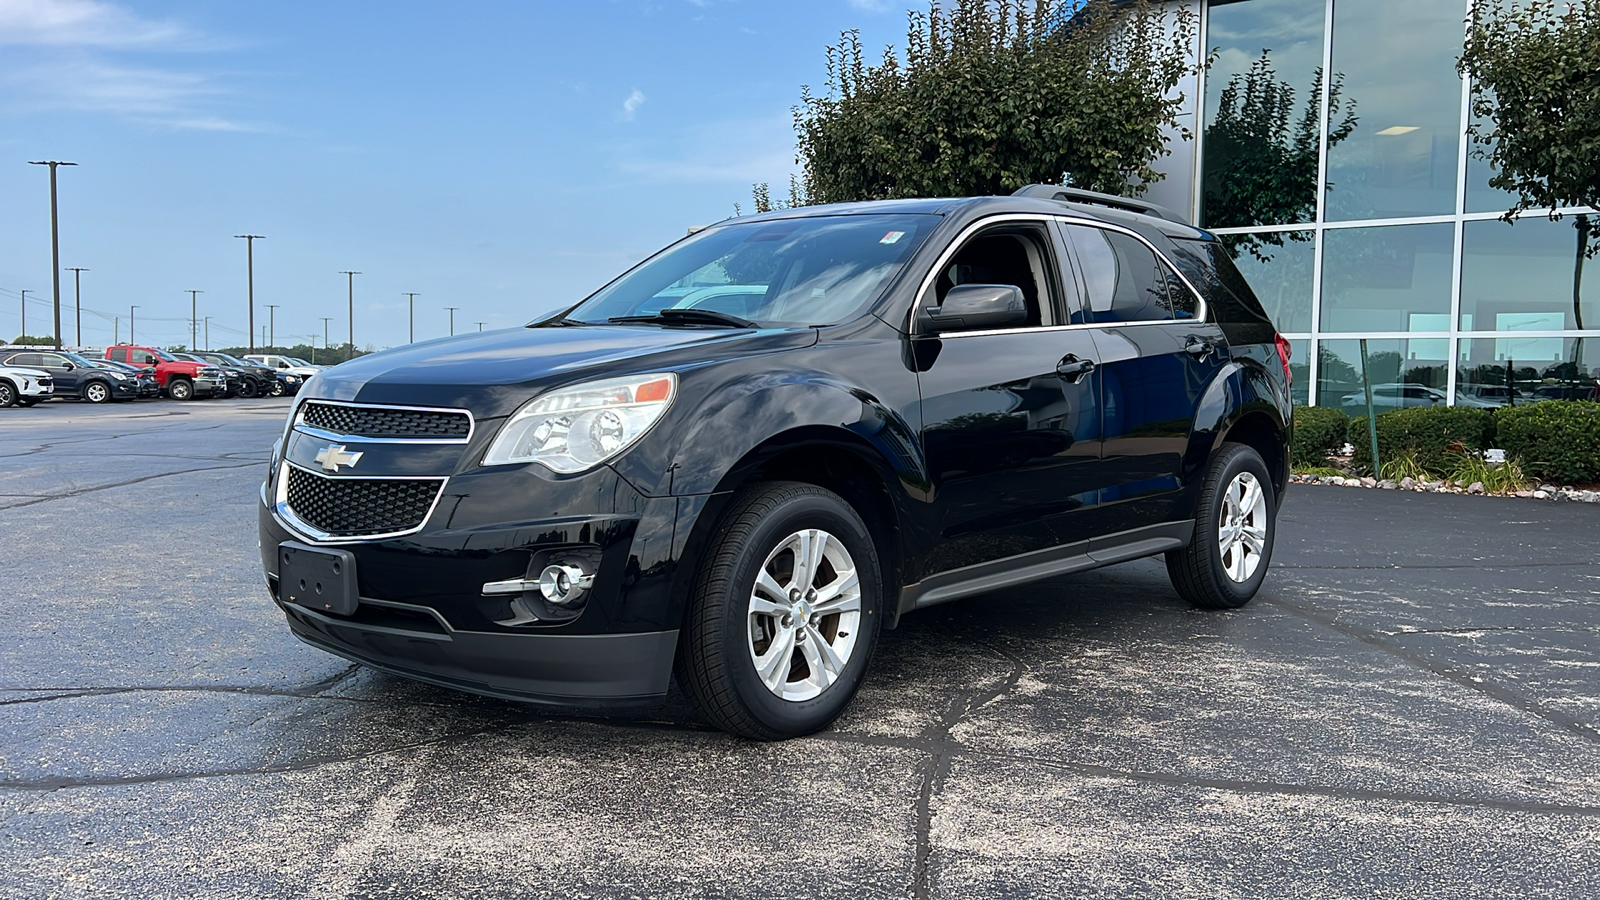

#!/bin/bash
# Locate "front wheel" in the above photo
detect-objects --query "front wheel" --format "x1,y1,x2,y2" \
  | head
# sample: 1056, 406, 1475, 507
1166, 443, 1277, 610
237, 378, 259, 398
269, 379, 286, 397
168, 378, 195, 401
83, 381, 111, 404
0, 380, 15, 408
676, 482, 883, 740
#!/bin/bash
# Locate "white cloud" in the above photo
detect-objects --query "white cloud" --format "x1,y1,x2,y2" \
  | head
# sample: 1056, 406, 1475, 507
3, 58, 256, 130
611, 113, 799, 185
0, 0, 187, 47
846, 0, 898, 12
620, 88, 646, 121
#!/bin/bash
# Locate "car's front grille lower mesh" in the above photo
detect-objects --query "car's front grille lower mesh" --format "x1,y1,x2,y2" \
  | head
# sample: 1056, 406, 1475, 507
284, 467, 442, 537
300, 402, 471, 440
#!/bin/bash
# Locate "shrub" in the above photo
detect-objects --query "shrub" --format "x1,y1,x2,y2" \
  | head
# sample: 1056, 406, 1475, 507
1445, 452, 1530, 493
1495, 400, 1600, 484
1292, 406, 1350, 467
1348, 406, 1496, 475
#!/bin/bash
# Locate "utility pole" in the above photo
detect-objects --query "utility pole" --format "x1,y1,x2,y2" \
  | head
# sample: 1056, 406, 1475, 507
265, 304, 280, 349
403, 292, 419, 343
29, 160, 76, 350
187, 290, 203, 350
235, 235, 264, 353
204, 316, 211, 350
66, 268, 87, 347
476, 321, 485, 332
445, 306, 459, 336
339, 271, 360, 350
130, 305, 139, 345
319, 317, 332, 362
114, 316, 119, 344
18, 289, 31, 339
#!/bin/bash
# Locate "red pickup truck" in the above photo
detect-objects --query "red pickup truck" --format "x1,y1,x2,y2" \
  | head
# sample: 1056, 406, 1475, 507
104, 345, 224, 400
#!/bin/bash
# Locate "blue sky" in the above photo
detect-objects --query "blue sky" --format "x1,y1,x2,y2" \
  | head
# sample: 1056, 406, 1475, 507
0, 0, 925, 350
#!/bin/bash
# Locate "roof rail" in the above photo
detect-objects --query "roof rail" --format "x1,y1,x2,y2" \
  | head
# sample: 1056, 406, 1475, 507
1012, 184, 1185, 224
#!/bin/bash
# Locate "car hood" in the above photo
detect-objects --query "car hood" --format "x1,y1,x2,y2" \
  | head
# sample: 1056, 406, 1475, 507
304, 323, 814, 416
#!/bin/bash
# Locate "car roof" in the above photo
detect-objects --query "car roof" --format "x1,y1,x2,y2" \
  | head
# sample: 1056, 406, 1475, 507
720, 191, 1210, 241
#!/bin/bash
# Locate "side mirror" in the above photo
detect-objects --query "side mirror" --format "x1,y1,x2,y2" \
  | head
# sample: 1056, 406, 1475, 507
61, 362, 75, 370
921, 284, 1028, 333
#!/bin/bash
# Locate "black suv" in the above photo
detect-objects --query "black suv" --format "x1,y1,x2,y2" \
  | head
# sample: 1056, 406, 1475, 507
188, 352, 276, 398
259, 187, 1292, 739
0, 349, 140, 403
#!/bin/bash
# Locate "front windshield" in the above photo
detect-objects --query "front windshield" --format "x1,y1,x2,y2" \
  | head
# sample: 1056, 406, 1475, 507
287, 357, 313, 367
564, 214, 936, 327
151, 348, 177, 362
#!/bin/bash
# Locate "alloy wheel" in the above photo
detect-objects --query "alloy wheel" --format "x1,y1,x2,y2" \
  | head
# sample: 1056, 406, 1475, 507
1217, 471, 1268, 583
746, 528, 862, 702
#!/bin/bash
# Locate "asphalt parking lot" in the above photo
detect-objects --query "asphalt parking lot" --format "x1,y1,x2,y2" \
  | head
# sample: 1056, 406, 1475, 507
3, 400, 1599, 898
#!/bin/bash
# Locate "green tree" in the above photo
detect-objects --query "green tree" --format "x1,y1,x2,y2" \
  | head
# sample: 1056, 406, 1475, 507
7, 334, 55, 346
794, 0, 1197, 204
1459, 0, 1600, 367
1204, 53, 1357, 260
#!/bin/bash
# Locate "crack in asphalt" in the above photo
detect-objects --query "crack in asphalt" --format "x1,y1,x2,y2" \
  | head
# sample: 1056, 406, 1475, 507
0, 461, 264, 510
1264, 595, 1600, 746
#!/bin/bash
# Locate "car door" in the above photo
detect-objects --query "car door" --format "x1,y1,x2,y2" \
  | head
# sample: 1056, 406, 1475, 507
1058, 221, 1228, 532
913, 217, 1104, 577
34, 353, 83, 395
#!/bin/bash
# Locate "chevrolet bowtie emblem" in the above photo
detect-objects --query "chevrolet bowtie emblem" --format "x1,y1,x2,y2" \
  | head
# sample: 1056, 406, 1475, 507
314, 444, 364, 473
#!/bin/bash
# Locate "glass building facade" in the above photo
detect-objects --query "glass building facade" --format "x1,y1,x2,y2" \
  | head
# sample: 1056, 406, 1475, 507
1154, 0, 1598, 409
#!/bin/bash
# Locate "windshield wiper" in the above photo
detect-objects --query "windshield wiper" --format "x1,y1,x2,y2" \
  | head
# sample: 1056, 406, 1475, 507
607, 308, 757, 328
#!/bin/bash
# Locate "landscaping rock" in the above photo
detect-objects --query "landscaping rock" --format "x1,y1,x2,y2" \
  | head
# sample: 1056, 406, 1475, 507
1379, 480, 1398, 490
1467, 482, 1485, 494
1534, 490, 1550, 500
1539, 484, 1558, 494
1400, 477, 1416, 490
1361, 477, 1378, 488
1516, 490, 1533, 498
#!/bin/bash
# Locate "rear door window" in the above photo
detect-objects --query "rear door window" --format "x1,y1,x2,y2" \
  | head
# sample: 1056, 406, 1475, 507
1061, 224, 1196, 324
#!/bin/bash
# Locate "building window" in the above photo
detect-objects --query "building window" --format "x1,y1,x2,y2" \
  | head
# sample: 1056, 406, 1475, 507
1457, 337, 1597, 405
1320, 223, 1453, 332
1222, 232, 1314, 334
1317, 338, 1449, 410
1324, 0, 1468, 220
1460, 217, 1600, 332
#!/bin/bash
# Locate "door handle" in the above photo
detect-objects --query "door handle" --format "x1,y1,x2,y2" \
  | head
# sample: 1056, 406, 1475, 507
1183, 337, 1215, 359
1055, 355, 1096, 382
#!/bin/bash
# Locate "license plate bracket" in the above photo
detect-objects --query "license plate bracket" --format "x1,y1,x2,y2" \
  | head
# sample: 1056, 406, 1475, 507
278, 541, 359, 616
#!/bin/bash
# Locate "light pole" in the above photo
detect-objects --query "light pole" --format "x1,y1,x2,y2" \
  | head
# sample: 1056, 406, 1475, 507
187, 290, 203, 350
339, 271, 360, 349
319, 317, 332, 363
235, 235, 264, 353
66, 267, 87, 347
29, 160, 76, 350
403, 292, 419, 343
129, 305, 139, 345
18, 289, 31, 340
265, 304, 280, 349
204, 316, 211, 350
445, 306, 459, 336
476, 321, 485, 332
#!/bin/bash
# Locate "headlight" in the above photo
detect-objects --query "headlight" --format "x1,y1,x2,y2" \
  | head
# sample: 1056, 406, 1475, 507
285, 375, 300, 383
483, 373, 677, 473
110, 373, 127, 380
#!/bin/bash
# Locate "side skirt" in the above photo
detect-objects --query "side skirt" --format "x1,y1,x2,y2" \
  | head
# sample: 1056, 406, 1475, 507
893, 520, 1195, 622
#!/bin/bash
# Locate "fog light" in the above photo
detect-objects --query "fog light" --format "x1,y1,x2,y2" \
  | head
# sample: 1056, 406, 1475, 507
537, 564, 593, 606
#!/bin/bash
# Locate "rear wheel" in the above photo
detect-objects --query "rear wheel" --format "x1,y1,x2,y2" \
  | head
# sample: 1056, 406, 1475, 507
1166, 443, 1276, 609
677, 482, 882, 740
0, 380, 14, 408
168, 378, 195, 401
83, 380, 111, 404
237, 378, 259, 398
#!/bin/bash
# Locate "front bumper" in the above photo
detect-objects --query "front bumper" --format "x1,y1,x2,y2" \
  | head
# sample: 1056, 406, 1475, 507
258, 462, 685, 705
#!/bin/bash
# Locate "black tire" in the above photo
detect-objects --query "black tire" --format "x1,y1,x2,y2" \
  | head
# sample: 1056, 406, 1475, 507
83, 380, 112, 404
1166, 443, 1277, 610
0, 380, 14, 408
17, 398, 40, 407
269, 379, 286, 397
237, 378, 259, 399
168, 378, 195, 401
676, 481, 883, 740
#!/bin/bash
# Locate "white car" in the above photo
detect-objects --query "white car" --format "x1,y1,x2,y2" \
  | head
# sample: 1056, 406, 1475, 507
0, 363, 55, 408
243, 354, 322, 379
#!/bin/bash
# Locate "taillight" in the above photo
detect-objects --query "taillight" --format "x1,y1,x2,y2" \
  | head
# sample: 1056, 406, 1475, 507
1274, 334, 1293, 387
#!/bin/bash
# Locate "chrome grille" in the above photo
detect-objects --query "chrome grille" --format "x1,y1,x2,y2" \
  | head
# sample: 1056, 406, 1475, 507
301, 402, 471, 440
284, 467, 442, 537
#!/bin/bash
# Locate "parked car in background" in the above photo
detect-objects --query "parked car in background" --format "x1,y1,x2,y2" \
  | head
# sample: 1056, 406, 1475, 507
188, 352, 275, 398
270, 370, 305, 396
1342, 383, 1495, 411
103, 345, 223, 400
1456, 384, 1521, 407
174, 353, 244, 397
243, 355, 322, 380
89, 359, 160, 398
0, 349, 139, 404
0, 361, 53, 407
1531, 382, 1600, 401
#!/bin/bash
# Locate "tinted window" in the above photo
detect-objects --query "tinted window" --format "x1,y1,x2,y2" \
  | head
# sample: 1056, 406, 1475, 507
929, 224, 1057, 328
109, 348, 128, 362
134, 351, 159, 365
6, 353, 42, 366
1066, 225, 1187, 324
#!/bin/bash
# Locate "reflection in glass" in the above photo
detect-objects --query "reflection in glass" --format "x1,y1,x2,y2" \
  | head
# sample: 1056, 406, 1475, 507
1464, 108, 1521, 215
1457, 337, 1598, 406
1224, 232, 1314, 333
1316, 338, 1448, 410
1326, 0, 1466, 220
1201, 0, 1346, 231
1320, 223, 1454, 332
1461, 217, 1600, 332
1287, 338, 1310, 407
